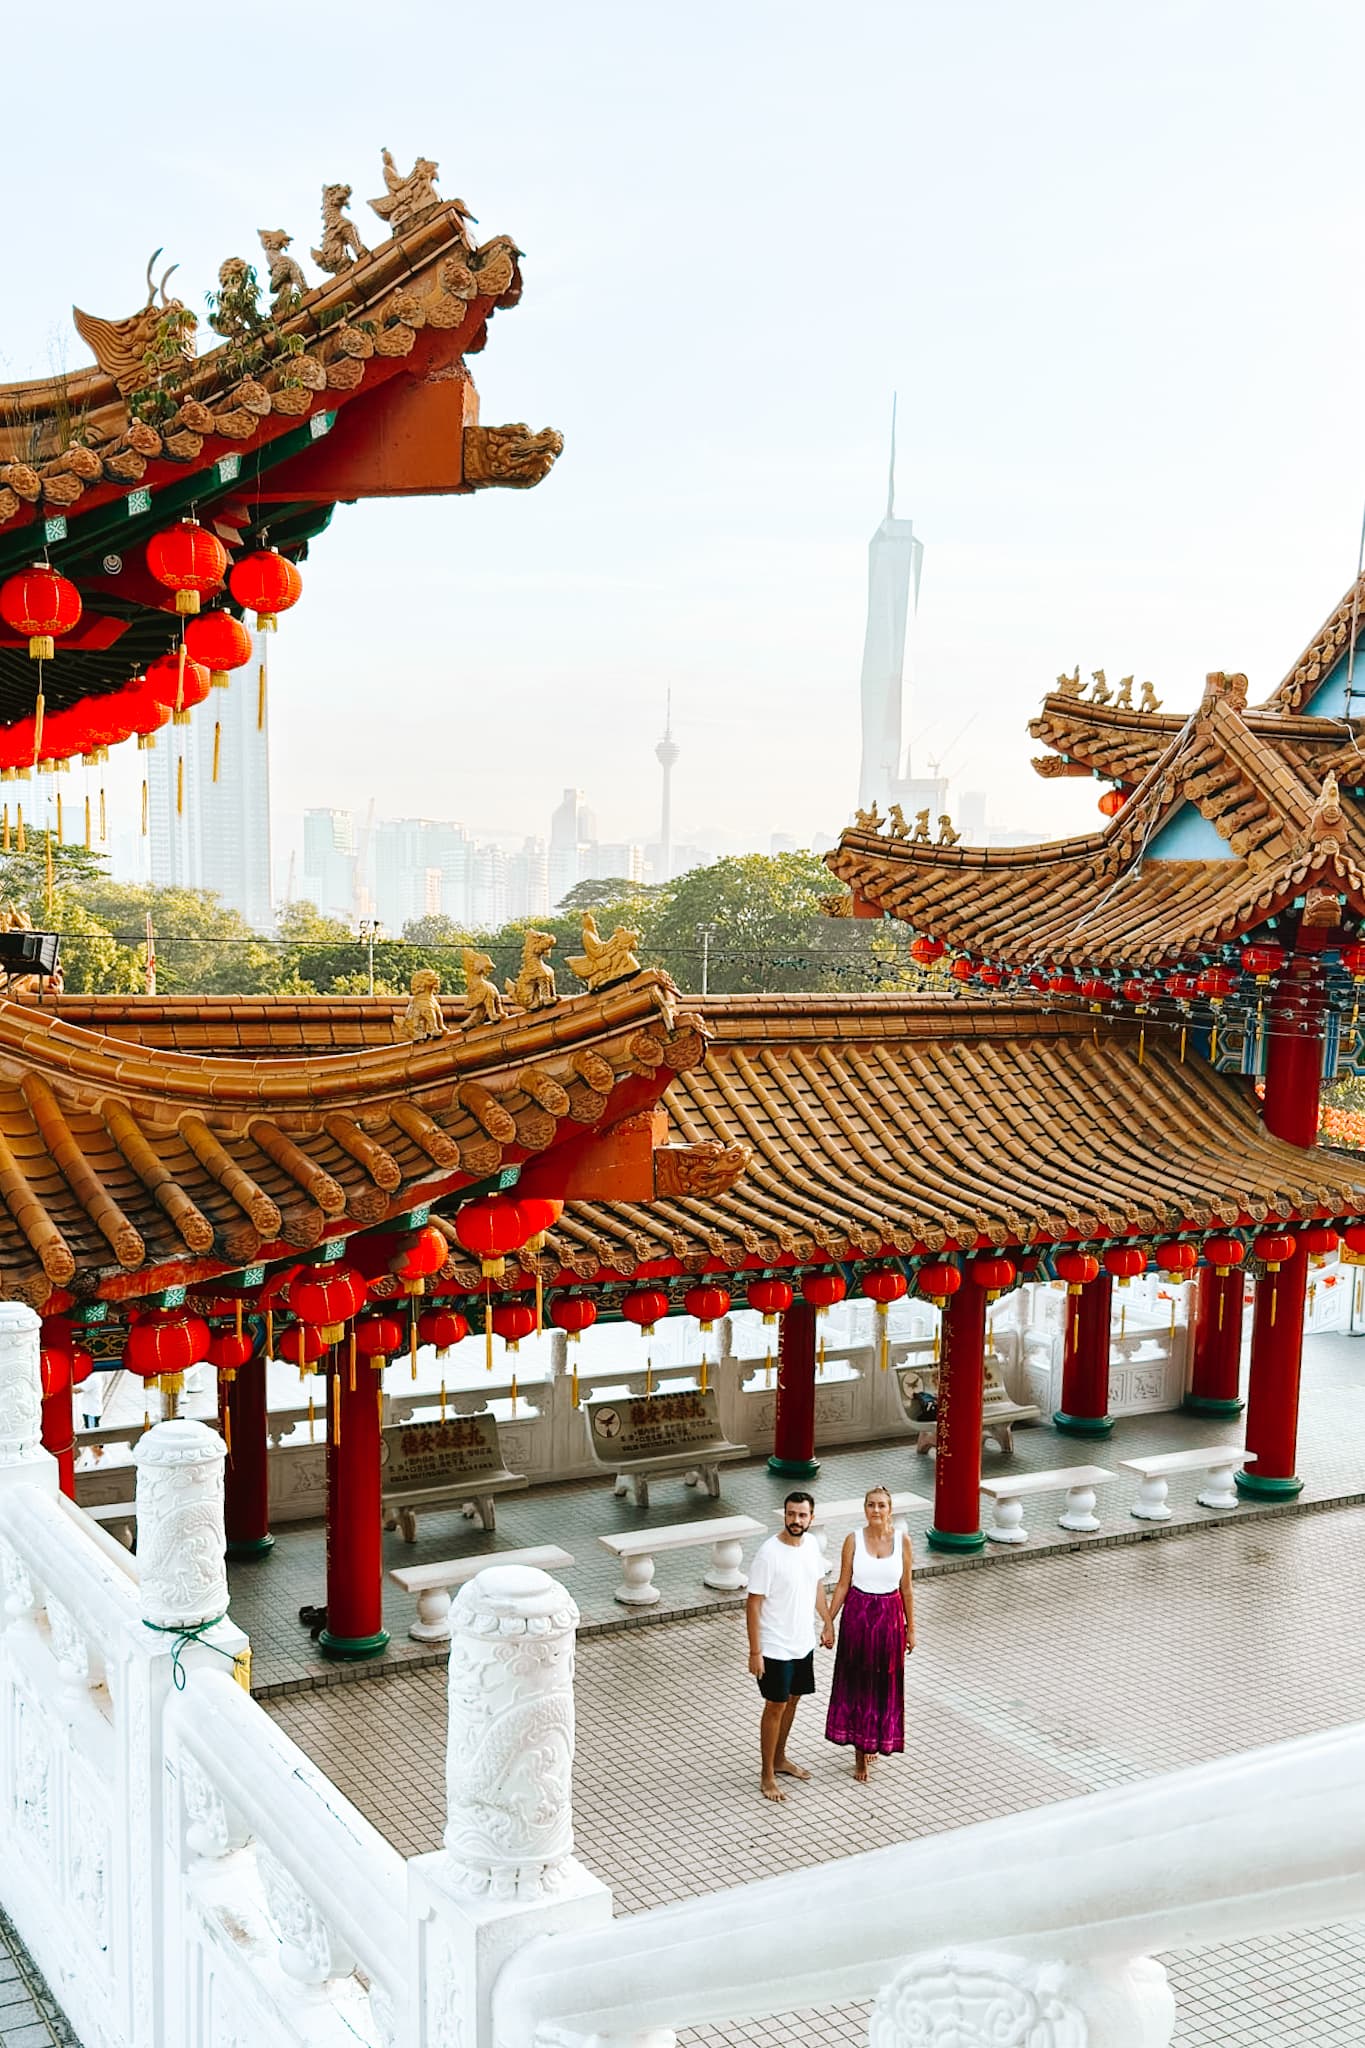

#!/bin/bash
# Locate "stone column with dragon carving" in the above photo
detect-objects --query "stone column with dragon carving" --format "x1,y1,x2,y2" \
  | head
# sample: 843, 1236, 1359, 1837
0, 1302, 58, 1499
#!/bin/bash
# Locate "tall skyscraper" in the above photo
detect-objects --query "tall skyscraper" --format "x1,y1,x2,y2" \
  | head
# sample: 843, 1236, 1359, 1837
147, 638, 272, 929
856, 400, 924, 814
302, 809, 357, 921
654, 694, 680, 882
548, 788, 595, 910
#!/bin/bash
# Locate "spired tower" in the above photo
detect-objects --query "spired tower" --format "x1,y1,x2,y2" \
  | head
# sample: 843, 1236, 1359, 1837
856, 399, 924, 814
655, 692, 680, 882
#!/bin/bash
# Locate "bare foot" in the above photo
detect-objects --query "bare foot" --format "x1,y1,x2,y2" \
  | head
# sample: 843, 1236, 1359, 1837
761, 1778, 787, 1803
853, 1761, 869, 1783
775, 1759, 810, 1781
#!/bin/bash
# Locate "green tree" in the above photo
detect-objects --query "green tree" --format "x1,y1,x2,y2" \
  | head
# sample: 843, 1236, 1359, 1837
645, 853, 915, 994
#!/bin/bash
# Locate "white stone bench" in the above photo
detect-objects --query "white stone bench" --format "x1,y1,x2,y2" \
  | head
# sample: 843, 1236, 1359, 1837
380, 1412, 528, 1541
598, 1514, 766, 1607
1119, 1447, 1256, 1520
388, 1545, 575, 1643
898, 1363, 1040, 1456
770, 1492, 931, 1575
979, 1465, 1117, 1544
584, 1388, 748, 1508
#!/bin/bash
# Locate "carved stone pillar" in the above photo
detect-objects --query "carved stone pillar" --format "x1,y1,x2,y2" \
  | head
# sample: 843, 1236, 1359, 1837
867, 1949, 1175, 2048
444, 1565, 578, 1900
133, 1418, 229, 1630
0, 1301, 58, 1497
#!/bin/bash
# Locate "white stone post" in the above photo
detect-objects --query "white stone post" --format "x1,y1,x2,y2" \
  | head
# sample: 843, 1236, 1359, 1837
867, 1950, 1174, 2048
0, 1302, 57, 1497
134, 1419, 231, 1631
409, 1565, 612, 2048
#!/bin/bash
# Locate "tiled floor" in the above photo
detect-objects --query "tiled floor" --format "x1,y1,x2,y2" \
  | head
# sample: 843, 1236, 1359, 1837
267, 1505, 1365, 2046
233, 1328, 1365, 1693
0, 1910, 78, 2046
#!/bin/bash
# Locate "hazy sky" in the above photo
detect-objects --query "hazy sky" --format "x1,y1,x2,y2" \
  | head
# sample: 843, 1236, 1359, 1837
6, 0, 1365, 855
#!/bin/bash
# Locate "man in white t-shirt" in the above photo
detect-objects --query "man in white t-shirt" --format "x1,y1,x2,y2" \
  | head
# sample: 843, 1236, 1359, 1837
745, 1490, 831, 1803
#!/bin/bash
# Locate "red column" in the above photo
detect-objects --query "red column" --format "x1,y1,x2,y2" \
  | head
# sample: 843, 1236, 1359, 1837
927, 1281, 986, 1553
1185, 1268, 1246, 1416
768, 1302, 819, 1478
221, 1348, 274, 1559
1053, 1274, 1114, 1436
40, 1384, 75, 1498
1263, 953, 1325, 1148
1238, 1248, 1307, 1499
319, 1346, 390, 1658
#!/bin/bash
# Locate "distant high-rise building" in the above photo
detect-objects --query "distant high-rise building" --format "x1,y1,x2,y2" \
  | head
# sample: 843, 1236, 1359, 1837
549, 787, 595, 909
373, 818, 467, 934
507, 836, 550, 922
590, 842, 645, 886
147, 642, 272, 929
856, 399, 924, 815
654, 694, 680, 882
302, 808, 356, 921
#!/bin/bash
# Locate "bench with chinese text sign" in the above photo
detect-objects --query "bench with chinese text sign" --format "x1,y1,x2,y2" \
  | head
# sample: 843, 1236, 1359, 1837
583, 1387, 748, 1508
380, 1411, 527, 1542
898, 1361, 1040, 1456
598, 1515, 766, 1606
388, 1545, 575, 1642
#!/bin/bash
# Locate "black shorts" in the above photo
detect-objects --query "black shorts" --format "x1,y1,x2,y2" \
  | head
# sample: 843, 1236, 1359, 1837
757, 1651, 815, 1703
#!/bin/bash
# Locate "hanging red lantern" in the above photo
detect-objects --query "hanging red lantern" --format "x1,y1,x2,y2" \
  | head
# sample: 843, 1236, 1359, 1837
40, 1348, 72, 1400
1046, 972, 1081, 998
910, 935, 946, 967
1254, 1233, 1296, 1272
491, 1301, 537, 1352
1240, 944, 1285, 983
1299, 1225, 1340, 1263
354, 1314, 405, 1359
1054, 1251, 1099, 1295
274, 1324, 325, 1369
801, 1271, 847, 1313
207, 1331, 254, 1377
549, 1296, 597, 1342
71, 1347, 94, 1386
977, 963, 1006, 988
1203, 1236, 1245, 1277
119, 677, 172, 746
1164, 973, 1199, 1002
184, 609, 254, 688
861, 1268, 908, 1308
969, 1256, 1016, 1300
143, 650, 212, 720
1079, 977, 1112, 1007
1103, 1245, 1147, 1286
1197, 965, 1236, 1005
1098, 787, 1126, 818
389, 1224, 448, 1296
915, 1262, 961, 1307
0, 565, 81, 659
289, 1260, 369, 1343
746, 1277, 794, 1324
949, 956, 977, 983
620, 1287, 671, 1335
417, 1308, 470, 1354
683, 1283, 731, 1330
125, 1309, 210, 1381
228, 548, 303, 631
1155, 1243, 1197, 1282
1120, 978, 1161, 1006
515, 1197, 564, 1241
146, 520, 228, 616
1340, 943, 1365, 981
1342, 1223, 1365, 1260
454, 1194, 528, 1277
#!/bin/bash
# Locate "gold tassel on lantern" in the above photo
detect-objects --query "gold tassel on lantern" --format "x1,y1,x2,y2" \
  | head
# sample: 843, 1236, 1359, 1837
699, 1356, 708, 1395
32, 688, 44, 762
1211, 1022, 1218, 1064
3, 806, 9, 854
55, 791, 62, 841
817, 1335, 825, 1379
99, 786, 106, 843
440, 1378, 448, 1421
141, 781, 148, 836
307, 1396, 315, 1442
1271, 1279, 1278, 1327
1169, 1295, 1176, 1340
235, 1299, 243, 1340
84, 794, 91, 850
16, 806, 24, 854
224, 1407, 232, 1455
332, 1378, 341, 1445
765, 1346, 773, 1388
176, 755, 184, 817
258, 662, 267, 733
212, 721, 222, 784
411, 1310, 419, 1381
45, 830, 53, 919
1138, 1026, 1146, 1067
348, 1327, 356, 1393
1218, 1286, 1224, 1330
510, 1372, 519, 1414
485, 1286, 494, 1372
1120, 1304, 1127, 1338
1179, 1026, 1187, 1064
266, 1308, 274, 1356
878, 1304, 889, 1371
571, 1361, 580, 1409
536, 1266, 544, 1336
645, 1354, 654, 1396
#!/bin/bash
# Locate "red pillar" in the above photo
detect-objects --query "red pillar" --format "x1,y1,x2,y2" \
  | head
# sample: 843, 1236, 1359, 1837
1054, 1274, 1114, 1437
40, 1384, 75, 1499
319, 1347, 390, 1658
220, 1349, 274, 1559
927, 1281, 987, 1553
1238, 1248, 1307, 1499
768, 1302, 820, 1478
1262, 953, 1325, 1148
1185, 1268, 1246, 1417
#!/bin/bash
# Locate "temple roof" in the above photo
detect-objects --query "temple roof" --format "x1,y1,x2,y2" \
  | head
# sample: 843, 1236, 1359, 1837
0, 974, 701, 1306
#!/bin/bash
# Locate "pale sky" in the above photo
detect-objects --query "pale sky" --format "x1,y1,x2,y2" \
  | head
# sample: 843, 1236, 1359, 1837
5, 0, 1365, 857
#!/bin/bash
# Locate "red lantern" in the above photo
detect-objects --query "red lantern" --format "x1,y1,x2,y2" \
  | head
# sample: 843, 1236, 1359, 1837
1203, 1236, 1245, 1277
1299, 1225, 1339, 1263
274, 1324, 325, 1369
491, 1301, 537, 1352
184, 610, 254, 688
1103, 1245, 1147, 1286
801, 1271, 847, 1313
1120, 978, 1160, 1006
515, 1197, 564, 1241
915, 1262, 961, 1307
143, 650, 213, 721
146, 520, 228, 616
71, 1347, 94, 1386
1155, 1243, 1197, 1283
1197, 965, 1236, 1004
620, 1287, 670, 1335
417, 1308, 470, 1354
978, 963, 1006, 988
289, 1260, 369, 1343
389, 1224, 448, 1296
549, 1296, 597, 1342
207, 1331, 254, 1377
1165, 973, 1199, 1002
1254, 1233, 1296, 1272
1342, 1224, 1365, 1260
1054, 1251, 1099, 1295
746, 1277, 793, 1324
40, 1348, 72, 1399
1240, 944, 1285, 983
949, 956, 977, 983
683, 1283, 731, 1330
861, 1268, 908, 1308
454, 1194, 528, 1277
354, 1314, 404, 1359
1341, 943, 1365, 982
1098, 787, 1126, 818
969, 1256, 1016, 1300
228, 548, 302, 631
125, 1309, 210, 1381
1079, 977, 1112, 1007
910, 935, 946, 967
0, 565, 81, 659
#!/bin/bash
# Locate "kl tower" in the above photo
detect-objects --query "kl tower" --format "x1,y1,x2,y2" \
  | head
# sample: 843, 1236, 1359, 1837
655, 692, 680, 882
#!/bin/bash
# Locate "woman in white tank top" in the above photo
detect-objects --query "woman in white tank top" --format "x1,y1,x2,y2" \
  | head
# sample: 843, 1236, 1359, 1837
822, 1485, 915, 1780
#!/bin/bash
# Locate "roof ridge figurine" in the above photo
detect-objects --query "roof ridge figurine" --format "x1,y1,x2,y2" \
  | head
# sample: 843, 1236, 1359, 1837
369, 148, 467, 238
257, 228, 308, 317
505, 930, 558, 1010
311, 183, 369, 275
567, 912, 642, 991
395, 969, 445, 1043
72, 249, 194, 395
461, 947, 504, 1028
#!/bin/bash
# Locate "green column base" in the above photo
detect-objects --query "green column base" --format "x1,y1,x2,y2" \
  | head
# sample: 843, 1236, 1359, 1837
1234, 1470, 1303, 1501
767, 1454, 820, 1479
318, 1627, 390, 1661
1182, 1395, 1245, 1419
226, 1534, 275, 1560
926, 1525, 986, 1554
1052, 1410, 1115, 1438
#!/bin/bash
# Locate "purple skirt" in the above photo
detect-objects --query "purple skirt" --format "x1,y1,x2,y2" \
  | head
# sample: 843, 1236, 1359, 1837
824, 1586, 906, 1755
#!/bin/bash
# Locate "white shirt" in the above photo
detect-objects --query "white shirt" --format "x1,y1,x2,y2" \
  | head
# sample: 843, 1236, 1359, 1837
747, 1532, 825, 1658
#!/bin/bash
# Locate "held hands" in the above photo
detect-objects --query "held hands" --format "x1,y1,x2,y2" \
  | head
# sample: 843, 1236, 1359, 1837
821, 1624, 835, 1650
